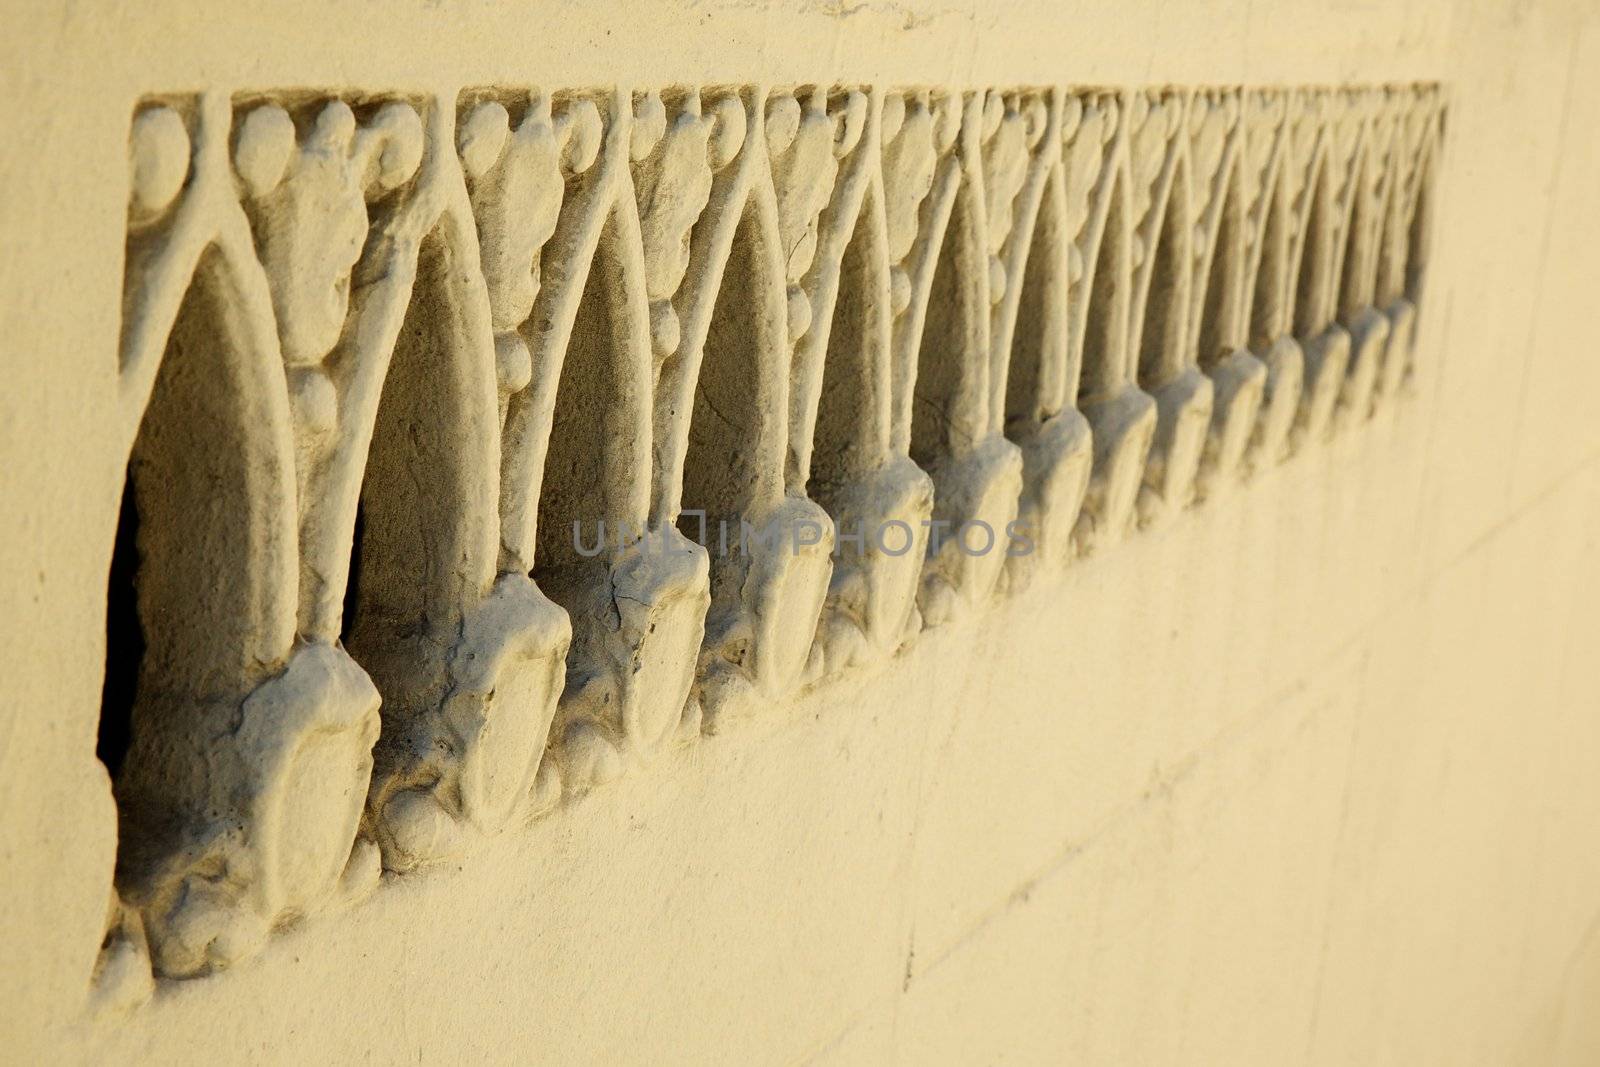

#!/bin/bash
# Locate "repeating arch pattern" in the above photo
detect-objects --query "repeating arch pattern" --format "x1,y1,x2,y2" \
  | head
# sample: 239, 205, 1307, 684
98, 81, 1444, 995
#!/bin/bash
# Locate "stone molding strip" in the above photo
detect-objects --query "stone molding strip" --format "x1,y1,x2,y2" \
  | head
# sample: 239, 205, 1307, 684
96, 82, 1444, 1001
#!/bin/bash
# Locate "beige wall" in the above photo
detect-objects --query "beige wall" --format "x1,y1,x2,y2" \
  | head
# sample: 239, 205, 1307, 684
2, 0, 1599, 1062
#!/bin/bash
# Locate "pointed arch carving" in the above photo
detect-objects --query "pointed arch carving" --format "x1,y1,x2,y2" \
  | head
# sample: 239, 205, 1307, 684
1071, 92, 1157, 555
1375, 86, 1445, 402
1243, 91, 1312, 469
807, 89, 955, 675
1289, 93, 1365, 447
1332, 92, 1398, 428
906, 91, 1026, 627
1188, 89, 1269, 496
108, 92, 403, 980
1000, 89, 1093, 589
1126, 89, 1214, 525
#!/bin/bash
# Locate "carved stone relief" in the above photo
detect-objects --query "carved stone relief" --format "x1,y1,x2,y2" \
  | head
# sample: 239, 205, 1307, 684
1126, 88, 1215, 526
1188, 88, 1268, 500
99, 80, 1444, 1000
1068, 90, 1159, 555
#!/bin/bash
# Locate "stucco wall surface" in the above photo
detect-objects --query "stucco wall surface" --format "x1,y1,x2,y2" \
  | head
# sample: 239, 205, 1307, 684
2, 0, 1599, 1063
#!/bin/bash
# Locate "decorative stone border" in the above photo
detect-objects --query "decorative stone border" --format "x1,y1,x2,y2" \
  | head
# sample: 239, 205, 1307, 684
97, 82, 1443, 1000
